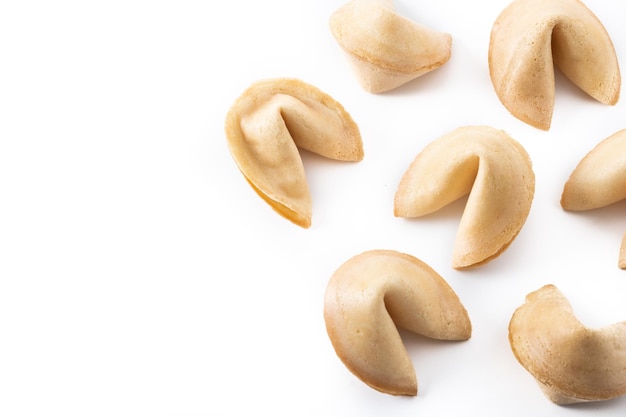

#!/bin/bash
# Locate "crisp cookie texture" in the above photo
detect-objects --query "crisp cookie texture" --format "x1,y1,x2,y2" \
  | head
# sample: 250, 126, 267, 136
324, 249, 471, 396
509, 284, 626, 404
225, 78, 363, 228
394, 126, 535, 269
329, 0, 452, 93
561, 129, 626, 268
489, 0, 621, 130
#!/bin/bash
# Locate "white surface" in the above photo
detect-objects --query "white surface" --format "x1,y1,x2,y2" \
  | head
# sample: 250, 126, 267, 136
1, 0, 626, 415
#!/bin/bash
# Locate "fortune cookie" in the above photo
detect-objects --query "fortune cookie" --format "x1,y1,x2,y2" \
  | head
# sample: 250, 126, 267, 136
394, 126, 535, 269
324, 249, 471, 396
489, 0, 620, 130
509, 284, 626, 404
225, 78, 363, 228
330, 0, 452, 93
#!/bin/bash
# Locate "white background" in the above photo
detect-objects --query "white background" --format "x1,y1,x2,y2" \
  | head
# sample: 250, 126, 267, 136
1, 0, 626, 416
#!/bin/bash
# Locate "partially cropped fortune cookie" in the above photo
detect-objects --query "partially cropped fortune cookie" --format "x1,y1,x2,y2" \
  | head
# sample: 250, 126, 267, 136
489, 0, 621, 130
225, 78, 363, 228
394, 126, 535, 269
509, 284, 626, 404
324, 250, 471, 396
561, 129, 626, 269
329, 0, 452, 93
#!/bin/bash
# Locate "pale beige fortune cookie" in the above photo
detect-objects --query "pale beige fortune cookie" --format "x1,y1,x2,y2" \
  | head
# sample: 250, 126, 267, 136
509, 284, 626, 404
324, 250, 471, 396
329, 0, 452, 93
489, 0, 621, 130
561, 129, 626, 269
225, 78, 363, 228
394, 126, 535, 269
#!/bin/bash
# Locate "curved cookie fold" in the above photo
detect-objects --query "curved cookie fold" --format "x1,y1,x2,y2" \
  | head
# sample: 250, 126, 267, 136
509, 284, 626, 404
561, 129, 626, 268
394, 126, 535, 269
489, 0, 621, 130
225, 78, 363, 228
329, 0, 452, 93
324, 249, 471, 396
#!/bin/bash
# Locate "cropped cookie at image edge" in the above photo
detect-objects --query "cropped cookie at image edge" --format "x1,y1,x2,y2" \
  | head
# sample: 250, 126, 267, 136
560, 129, 626, 269
329, 0, 452, 93
509, 284, 626, 404
488, 0, 621, 130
